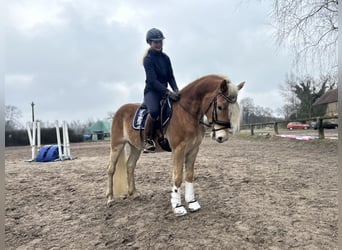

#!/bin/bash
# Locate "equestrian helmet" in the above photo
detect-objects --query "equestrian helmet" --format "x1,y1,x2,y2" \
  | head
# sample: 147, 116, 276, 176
146, 28, 165, 43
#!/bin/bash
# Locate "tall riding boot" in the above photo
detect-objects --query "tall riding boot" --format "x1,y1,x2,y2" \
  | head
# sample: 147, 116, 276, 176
144, 114, 157, 153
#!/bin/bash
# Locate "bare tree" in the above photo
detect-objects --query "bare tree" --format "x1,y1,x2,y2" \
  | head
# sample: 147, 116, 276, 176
279, 74, 301, 118
68, 120, 89, 135
279, 74, 334, 119
106, 111, 115, 120
271, 0, 338, 74
240, 97, 276, 123
5, 105, 23, 130
240, 97, 255, 123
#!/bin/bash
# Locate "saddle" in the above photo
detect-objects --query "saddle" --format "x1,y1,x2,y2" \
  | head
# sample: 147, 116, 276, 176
132, 98, 172, 130
132, 98, 172, 152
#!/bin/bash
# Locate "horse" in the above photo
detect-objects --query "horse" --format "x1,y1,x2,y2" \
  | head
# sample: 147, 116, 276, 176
106, 74, 244, 216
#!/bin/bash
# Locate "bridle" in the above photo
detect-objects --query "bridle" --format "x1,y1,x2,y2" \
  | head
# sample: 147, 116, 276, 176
178, 91, 237, 134
199, 92, 237, 132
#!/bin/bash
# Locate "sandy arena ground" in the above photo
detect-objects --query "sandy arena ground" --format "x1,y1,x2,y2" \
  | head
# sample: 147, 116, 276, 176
5, 134, 338, 249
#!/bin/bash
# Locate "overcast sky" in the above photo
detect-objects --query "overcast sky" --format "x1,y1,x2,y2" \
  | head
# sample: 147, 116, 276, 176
5, 0, 293, 125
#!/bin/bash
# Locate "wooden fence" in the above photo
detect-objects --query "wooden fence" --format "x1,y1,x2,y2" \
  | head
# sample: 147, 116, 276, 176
241, 115, 338, 139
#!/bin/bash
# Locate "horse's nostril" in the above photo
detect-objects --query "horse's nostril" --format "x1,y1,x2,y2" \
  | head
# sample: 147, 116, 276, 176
216, 136, 228, 143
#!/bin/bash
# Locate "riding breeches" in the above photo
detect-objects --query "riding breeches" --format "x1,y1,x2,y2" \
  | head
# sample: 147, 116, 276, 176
144, 91, 162, 119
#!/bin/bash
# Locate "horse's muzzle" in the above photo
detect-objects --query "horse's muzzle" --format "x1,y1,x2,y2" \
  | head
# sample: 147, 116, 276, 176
211, 127, 228, 143
215, 136, 227, 143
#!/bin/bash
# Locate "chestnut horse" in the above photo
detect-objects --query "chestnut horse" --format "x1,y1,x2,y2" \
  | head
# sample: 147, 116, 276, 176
106, 74, 244, 216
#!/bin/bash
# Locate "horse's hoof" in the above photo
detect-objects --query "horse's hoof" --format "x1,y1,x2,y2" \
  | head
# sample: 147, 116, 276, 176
173, 205, 187, 216
107, 199, 114, 206
188, 200, 201, 212
130, 191, 141, 200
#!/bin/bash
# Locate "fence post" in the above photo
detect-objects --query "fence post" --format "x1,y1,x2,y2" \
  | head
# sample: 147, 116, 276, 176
274, 122, 279, 134
318, 118, 324, 139
251, 125, 254, 136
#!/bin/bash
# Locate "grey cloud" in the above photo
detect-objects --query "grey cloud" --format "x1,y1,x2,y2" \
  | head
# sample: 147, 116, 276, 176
6, 0, 291, 124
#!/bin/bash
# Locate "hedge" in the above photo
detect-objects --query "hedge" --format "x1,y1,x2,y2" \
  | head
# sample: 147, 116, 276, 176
5, 128, 84, 147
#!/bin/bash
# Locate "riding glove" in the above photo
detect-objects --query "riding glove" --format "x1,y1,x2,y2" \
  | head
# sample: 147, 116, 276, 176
166, 89, 180, 102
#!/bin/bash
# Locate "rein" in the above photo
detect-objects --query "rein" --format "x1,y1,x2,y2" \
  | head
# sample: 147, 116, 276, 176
178, 92, 236, 133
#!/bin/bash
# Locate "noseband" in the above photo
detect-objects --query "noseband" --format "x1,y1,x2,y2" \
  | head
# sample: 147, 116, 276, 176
199, 92, 237, 133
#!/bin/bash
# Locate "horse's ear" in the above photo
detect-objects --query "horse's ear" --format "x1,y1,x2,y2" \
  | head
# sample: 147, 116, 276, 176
237, 81, 245, 90
220, 80, 228, 94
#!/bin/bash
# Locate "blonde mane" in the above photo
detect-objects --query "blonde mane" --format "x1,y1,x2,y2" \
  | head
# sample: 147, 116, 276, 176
227, 82, 241, 133
179, 74, 241, 133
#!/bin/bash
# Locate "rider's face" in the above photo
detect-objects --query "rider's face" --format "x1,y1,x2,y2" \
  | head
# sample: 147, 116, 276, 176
151, 40, 163, 51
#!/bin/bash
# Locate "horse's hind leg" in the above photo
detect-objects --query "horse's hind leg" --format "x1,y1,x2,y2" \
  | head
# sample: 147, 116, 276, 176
184, 146, 201, 212
126, 145, 141, 196
106, 144, 124, 204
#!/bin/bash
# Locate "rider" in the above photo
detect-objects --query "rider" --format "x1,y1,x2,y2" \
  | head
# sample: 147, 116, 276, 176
143, 28, 180, 153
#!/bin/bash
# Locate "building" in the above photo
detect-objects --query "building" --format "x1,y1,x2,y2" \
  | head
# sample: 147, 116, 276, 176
84, 120, 111, 140
313, 88, 338, 117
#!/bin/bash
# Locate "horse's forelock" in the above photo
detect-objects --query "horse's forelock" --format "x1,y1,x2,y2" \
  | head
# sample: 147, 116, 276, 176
229, 102, 241, 133
227, 81, 240, 133
227, 81, 238, 98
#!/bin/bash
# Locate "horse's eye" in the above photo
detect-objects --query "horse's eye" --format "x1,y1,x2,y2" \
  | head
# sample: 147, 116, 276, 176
217, 106, 222, 110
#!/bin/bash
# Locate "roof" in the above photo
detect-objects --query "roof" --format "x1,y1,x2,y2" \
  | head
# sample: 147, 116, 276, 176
84, 120, 111, 135
313, 88, 338, 105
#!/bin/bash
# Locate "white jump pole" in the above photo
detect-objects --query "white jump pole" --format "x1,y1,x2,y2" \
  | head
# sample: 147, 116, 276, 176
66, 122, 71, 158
37, 121, 41, 152
32, 121, 37, 159
62, 121, 66, 157
62, 121, 68, 159
63, 121, 71, 158
26, 122, 35, 160
55, 120, 63, 160
66, 126, 71, 158
25, 120, 74, 162
26, 121, 40, 161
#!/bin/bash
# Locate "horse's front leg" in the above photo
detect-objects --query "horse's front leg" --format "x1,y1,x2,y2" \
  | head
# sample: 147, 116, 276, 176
184, 146, 201, 212
171, 144, 187, 216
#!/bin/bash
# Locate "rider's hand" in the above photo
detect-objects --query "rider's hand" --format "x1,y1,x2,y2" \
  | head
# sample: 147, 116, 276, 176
167, 89, 180, 102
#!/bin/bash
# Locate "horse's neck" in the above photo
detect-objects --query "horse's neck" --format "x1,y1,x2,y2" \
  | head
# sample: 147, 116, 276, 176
179, 82, 218, 118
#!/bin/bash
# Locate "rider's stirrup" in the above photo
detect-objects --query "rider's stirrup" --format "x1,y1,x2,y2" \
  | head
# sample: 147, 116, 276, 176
143, 139, 156, 153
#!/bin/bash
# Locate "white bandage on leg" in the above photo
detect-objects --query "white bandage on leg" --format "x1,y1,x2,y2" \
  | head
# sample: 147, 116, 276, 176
185, 181, 195, 203
171, 186, 187, 216
170, 186, 182, 208
185, 181, 201, 212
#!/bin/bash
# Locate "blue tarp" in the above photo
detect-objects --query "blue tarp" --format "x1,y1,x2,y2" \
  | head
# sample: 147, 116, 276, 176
35, 145, 63, 162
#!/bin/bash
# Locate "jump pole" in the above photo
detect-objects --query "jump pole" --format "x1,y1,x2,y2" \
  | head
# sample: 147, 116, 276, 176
26, 120, 73, 162
26, 122, 34, 161
25, 121, 41, 161
65, 121, 71, 158
55, 120, 73, 160
55, 121, 63, 160
37, 121, 41, 152
62, 121, 71, 159
32, 121, 36, 159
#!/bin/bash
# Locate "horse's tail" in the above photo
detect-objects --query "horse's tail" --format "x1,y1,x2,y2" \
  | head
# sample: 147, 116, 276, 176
110, 106, 129, 196
113, 148, 128, 196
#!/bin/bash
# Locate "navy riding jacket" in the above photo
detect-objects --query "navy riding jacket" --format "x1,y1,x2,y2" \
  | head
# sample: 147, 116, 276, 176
143, 48, 179, 96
